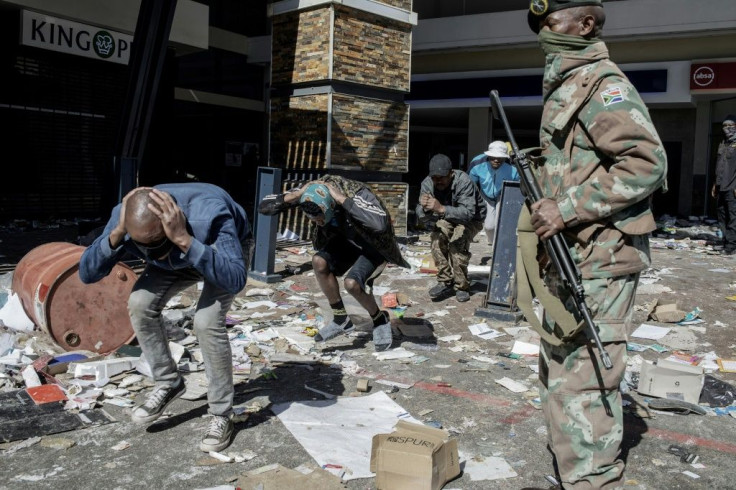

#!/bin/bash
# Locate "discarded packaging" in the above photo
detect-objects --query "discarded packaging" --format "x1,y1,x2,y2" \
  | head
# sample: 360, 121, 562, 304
699, 375, 736, 407
638, 359, 704, 404
381, 293, 399, 308
71, 357, 139, 385
26, 384, 67, 405
647, 300, 687, 323
356, 379, 370, 392
370, 420, 460, 490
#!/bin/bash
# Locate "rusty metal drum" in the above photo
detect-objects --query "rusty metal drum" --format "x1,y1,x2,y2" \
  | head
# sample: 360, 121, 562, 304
12, 242, 137, 353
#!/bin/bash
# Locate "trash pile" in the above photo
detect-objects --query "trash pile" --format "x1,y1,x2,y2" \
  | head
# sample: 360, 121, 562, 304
652, 215, 724, 253
1, 232, 735, 487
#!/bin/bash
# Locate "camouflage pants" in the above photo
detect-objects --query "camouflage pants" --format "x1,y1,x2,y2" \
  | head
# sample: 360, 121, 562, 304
430, 219, 483, 290
539, 273, 638, 489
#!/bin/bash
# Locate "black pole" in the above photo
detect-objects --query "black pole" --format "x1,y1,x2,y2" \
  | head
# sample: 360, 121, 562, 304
113, 0, 178, 201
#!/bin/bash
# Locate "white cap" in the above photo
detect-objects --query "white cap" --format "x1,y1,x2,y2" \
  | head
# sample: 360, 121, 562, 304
484, 140, 509, 159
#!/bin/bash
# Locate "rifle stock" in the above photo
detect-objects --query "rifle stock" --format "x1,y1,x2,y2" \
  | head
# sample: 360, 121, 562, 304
489, 90, 613, 370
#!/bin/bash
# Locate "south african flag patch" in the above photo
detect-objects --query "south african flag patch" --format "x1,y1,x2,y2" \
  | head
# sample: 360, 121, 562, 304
601, 86, 625, 106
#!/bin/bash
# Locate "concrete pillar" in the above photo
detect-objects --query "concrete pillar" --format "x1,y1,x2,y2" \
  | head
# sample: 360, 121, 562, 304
692, 99, 712, 216
468, 107, 490, 165
269, 0, 417, 235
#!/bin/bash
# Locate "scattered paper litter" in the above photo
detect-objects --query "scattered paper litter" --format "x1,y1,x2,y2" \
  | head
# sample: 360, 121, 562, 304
637, 283, 674, 295
438, 334, 462, 342
372, 348, 415, 361
0, 293, 35, 332
271, 391, 420, 480
374, 379, 415, 390
495, 377, 529, 393
682, 471, 700, 479
631, 324, 671, 340
718, 359, 736, 373
462, 454, 518, 481
242, 300, 278, 310
111, 441, 131, 451
468, 323, 505, 340
511, 340, 539, 356
468, 265, 491, 274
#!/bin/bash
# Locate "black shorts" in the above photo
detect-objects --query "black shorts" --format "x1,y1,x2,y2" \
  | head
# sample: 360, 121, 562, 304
315, 241, 386, 292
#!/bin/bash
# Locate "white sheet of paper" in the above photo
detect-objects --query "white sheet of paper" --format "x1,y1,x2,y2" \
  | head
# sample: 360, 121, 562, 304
503, 326, 531, 336
0, 293, 35, 332
271, 391, 420, 480
511, 340, 539, 356
462, 455, 518, 481
242, 300, 278, 309
720, 359, 736, 371
468, 323, 505, 340
372, 348, 415, 361
495, 377, 529, 393
468, 265, 491, 274
631, 324, 671, 340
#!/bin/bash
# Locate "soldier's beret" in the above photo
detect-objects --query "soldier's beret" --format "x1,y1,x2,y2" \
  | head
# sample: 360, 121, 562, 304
528, 0, 603, 33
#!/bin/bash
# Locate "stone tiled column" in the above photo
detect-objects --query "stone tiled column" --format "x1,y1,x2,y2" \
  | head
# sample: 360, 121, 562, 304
269, 0, 416, 236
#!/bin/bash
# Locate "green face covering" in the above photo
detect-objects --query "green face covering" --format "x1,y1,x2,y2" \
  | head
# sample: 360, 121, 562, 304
537, 29, 598, 56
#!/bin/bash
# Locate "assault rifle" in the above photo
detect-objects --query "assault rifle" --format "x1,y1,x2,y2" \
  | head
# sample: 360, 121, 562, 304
489, 90, 613, 370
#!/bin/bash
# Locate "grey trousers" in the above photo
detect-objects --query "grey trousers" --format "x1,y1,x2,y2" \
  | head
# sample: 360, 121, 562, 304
128, 266, 235, 417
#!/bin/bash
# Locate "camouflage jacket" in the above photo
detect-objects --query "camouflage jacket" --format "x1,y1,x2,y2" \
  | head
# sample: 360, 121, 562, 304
537, 41, 667, 279
259, 174, 409, 268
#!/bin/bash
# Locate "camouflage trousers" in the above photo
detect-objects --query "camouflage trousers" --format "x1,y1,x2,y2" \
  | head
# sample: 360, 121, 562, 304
430, 219, 483, 290
539, 273, 639, 489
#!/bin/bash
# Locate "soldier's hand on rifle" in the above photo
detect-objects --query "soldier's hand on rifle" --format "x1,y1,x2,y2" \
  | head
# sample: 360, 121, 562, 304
530, 198, 565, 240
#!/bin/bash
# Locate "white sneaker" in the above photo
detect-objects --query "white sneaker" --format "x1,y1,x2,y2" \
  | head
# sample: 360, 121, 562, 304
199, 415, 234, 453
131, 380, 185, 424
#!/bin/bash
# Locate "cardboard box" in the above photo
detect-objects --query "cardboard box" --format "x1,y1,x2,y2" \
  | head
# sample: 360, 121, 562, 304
370, 420, 460, 490
647, 300, 686, 323
638, 359, 704, 404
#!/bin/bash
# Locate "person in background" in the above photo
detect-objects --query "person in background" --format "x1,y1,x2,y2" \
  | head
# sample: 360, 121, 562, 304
80, 183, 252, 453
469, 140, 520, 247
523, 0, 667, 488
416, 153, 486, 303
259, 175, 408, 351
711, 114, 736, 255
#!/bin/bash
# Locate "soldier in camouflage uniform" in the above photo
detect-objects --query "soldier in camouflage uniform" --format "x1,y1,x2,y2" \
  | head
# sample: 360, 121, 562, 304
524, 1, 667, 488
416, 154, 485, 303
259, 174, 409, 351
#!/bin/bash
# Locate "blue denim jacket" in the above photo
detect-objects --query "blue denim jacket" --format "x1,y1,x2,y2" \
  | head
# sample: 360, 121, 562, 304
79, 183, 251, 294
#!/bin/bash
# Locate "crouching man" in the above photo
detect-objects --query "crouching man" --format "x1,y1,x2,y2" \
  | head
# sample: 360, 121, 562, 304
417, 154, 485, 302
259, 175, 409, 351
80, 183, 251, 453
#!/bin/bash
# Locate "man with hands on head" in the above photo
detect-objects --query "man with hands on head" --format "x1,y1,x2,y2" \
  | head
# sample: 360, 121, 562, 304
259, 174, 409, 352
79, 183, 252, 453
